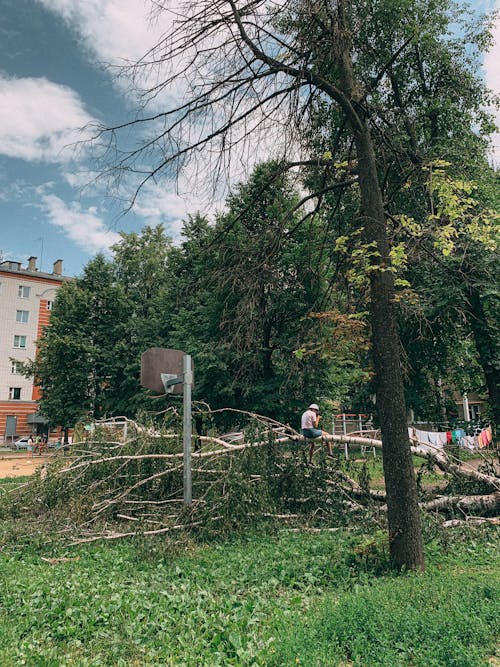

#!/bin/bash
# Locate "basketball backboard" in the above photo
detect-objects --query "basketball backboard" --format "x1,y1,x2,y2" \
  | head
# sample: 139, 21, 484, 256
140, 348, 193, 395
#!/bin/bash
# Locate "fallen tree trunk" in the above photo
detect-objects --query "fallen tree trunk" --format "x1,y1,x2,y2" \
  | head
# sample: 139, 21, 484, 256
63, 432, 499, 492
423, 492, 500, 514
411, 446, 500, 491
321, 435, 499, 491
442, 517, 500, 528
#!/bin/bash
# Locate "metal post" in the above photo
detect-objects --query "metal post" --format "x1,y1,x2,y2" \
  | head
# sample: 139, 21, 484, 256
342, 413, 348, 459
183, 354, 193, 505
462, 393, 470, 422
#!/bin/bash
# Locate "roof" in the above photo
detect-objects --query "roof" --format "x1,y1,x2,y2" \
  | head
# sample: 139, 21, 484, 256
0, 263, 69, 282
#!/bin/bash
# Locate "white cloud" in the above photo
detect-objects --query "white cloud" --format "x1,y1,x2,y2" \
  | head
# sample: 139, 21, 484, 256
40, 194, 121, 254
62, 169, 101, 189
35, 0, 166, 75
35, 0, 193, 106
0, 76, 94, 163
32, 1, 288, 207
131, 177, 224, 244
484, 3, 500, 163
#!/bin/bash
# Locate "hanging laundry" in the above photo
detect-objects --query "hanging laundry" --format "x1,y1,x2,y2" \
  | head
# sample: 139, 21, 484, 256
410, 428, 448, 451
461, 435, 476, 451
427, 432, 446, 449
478, 428, 492, 448
451, 429, 466, 444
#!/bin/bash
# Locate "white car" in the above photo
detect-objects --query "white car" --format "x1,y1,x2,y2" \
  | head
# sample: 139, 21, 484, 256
13, 436, 32, 450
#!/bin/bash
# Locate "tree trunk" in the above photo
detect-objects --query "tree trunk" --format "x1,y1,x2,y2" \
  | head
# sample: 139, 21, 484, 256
333, 0, 424, 570
355, 123, 425, 571
424, 492, 500, 514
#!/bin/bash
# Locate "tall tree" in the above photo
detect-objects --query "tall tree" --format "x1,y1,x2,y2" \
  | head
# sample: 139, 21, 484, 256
28, 235, 174, 427
29, 256, 128, 426
77, 255, 130, 419
109, 225, 175, 415
27, 280, 94, 436
95, 0, 440, 569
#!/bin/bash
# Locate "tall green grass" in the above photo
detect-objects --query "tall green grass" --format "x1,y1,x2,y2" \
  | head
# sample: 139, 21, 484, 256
0, 527, 498, 666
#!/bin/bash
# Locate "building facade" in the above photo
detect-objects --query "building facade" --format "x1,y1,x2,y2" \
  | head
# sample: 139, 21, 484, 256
0, 256, 67, 442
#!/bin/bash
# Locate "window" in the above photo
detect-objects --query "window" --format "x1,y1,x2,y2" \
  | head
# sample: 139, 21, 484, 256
18, 285, 30, 298
9, 387, 21, 400
469, 404, 481, 420
46, 301, 53, 311
16, 310, 29, 323
11, 361, 23, 374
13, 335, 27, 348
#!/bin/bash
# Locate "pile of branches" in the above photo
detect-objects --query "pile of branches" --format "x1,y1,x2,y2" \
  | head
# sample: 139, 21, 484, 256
3, 413, 499, 544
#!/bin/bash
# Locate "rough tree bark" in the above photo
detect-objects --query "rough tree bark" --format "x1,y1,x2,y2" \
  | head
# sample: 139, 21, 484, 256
311, 0, 424, 570
354, 123, 424, 570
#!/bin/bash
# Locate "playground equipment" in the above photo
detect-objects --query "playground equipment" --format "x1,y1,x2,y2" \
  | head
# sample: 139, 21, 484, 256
333, 413, 376, 459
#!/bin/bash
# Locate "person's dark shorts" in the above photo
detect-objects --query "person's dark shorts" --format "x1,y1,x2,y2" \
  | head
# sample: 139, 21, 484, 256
302, 428, 322, 439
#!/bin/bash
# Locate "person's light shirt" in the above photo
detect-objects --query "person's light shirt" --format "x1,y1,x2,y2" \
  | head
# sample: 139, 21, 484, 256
301, 409, 317, 430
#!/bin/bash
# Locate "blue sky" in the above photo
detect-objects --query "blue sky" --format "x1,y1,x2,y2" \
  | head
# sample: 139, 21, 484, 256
0, 0, 499, 278
0, 0, 196, 277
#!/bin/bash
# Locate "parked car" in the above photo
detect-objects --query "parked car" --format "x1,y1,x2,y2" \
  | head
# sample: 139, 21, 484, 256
13, 436, 31, 450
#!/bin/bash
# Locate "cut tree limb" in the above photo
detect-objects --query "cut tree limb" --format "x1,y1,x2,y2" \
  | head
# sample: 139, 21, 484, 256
423, 492, 500, 514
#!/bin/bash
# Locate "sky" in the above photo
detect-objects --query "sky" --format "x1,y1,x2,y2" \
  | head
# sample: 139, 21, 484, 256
0, 0, 499, 278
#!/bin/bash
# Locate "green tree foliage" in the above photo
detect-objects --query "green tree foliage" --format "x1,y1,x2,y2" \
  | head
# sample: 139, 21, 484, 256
297, 1, 499, 423
28, 241, 170, 425
26, 280, 94, 432
391, 165, 499, 424
26, 256, 128, 428
168, 163, 366, 424
108, 226, 175, 415
30, 170, 369, 428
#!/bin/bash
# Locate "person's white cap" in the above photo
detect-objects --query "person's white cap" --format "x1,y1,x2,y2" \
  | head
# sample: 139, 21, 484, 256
308, 403, 319, 410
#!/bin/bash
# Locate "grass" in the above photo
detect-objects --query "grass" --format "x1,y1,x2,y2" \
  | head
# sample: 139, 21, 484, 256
342, 452, 445, 491
0, 526, 499, 666
0, 475, 31, 498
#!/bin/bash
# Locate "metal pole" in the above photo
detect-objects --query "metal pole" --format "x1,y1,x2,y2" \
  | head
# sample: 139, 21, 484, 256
183, 354, 193, 505
342, 414, 348, 459
462, 393, 470, 422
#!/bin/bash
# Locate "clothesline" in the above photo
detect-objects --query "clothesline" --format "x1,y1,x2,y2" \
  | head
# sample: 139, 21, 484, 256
408, 426, 493, 452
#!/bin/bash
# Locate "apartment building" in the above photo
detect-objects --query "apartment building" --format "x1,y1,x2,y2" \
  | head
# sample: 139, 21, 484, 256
0, 256, 67, 442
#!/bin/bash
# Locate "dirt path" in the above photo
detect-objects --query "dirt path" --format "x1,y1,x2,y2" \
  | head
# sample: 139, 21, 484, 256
0, 453, 51, 478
